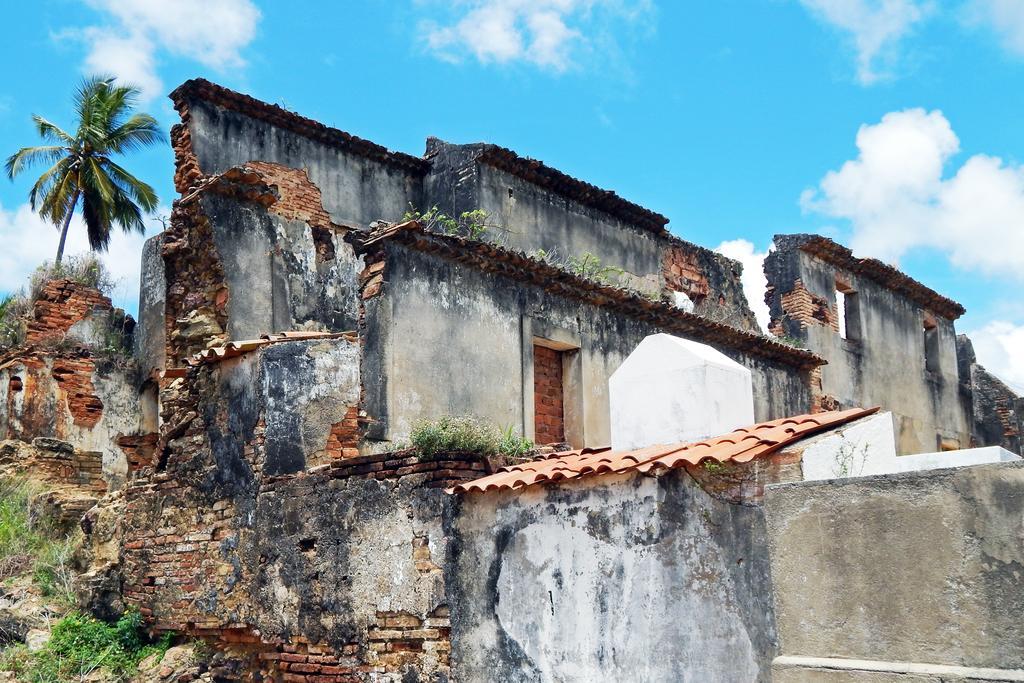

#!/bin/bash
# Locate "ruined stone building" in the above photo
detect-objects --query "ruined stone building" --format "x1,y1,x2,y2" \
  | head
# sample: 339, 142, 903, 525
0, 78, 1022, 682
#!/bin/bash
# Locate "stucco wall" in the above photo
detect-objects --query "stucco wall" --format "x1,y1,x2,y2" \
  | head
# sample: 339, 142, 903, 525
0, 357, 140, 485
766, 239, 970, 453
423, 142, 664, 293
201, 194, 364, 340
364, 244, 809, 448
446, 469, 778, 682
135, 233, 166, 374
186, 99, 422, 228
764, 461, 1024, 675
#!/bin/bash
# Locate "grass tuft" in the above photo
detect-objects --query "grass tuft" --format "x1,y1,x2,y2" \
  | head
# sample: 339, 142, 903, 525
410, 416, 534, 460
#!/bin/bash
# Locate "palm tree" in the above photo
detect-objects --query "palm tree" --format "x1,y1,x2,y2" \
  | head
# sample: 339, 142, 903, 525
4, 76, 162, 267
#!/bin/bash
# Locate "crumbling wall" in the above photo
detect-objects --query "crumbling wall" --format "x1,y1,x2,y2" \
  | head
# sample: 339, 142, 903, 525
765, 234, 970, 453
361, 240, 810, 449
446, 469, 779, 682
0, 280, 144, 485
167, 83, 394, 347
662, 239, 760, 331
423, 140, 761, 332
424, 140, 665, 292
172, 79, 425, 230
105, 336, 487, 681
764, 461, 1024, 678
958, 335, 1023, 454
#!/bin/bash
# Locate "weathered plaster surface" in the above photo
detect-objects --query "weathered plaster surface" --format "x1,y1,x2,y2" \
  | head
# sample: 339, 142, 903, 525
765, 461, 1024, 671
365, 244, 808, 449
446, 470, 778, 682
186, 100, 422, 228
766, 237, 970, 453
202, 194, 363, 340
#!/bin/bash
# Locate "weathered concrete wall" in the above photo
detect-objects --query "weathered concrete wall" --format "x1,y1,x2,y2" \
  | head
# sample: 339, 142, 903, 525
422, 141, 760, 332
184, 98, 423, 229
363, 243, 809, 449
766, 236, 970, 453
764, 461, 1024, 677
201, 193, 364, 340
135, 233, 166, 374
424, 141, 664, 292
958, 335, 1023, 455
446, 469, 778, 682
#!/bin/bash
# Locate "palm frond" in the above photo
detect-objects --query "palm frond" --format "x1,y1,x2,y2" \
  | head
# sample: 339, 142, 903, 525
106, 114, 163, 154
10, 74, 162, 260
27, 157, 73, 212
100, 158, 158, 212
36, 161, 79, 226
81, 186, 112, 252
4, 146, 66, 180
31, 116, 74, 146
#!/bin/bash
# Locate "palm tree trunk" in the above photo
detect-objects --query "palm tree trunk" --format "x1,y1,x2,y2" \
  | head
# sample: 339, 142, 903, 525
54, 188, 80, 268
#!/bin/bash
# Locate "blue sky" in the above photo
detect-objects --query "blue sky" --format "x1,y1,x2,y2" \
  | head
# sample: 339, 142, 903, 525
0, 0, 1021, 389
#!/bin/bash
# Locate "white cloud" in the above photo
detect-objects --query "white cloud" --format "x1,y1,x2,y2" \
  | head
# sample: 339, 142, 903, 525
801, 107, 1024, 279
963, 0, 1024, 57
0, 202, 161, 315
798, 0, 930, 84
420, 0, 651, 71
79, 29, 163, 101
714, 239, 772, 333
967, 320, 1024, 393
66, 0, 260, 101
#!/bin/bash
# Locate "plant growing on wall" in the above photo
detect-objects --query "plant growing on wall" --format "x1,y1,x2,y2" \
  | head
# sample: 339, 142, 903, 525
401, 204, 506, 241
832, 440, 869, 478
5, 76, 163, 267
527, 248, 627, 287
410, 416, 535, 460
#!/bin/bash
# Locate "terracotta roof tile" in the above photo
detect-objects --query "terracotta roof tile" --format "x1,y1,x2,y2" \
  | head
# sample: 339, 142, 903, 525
449, 407, 878, 494
187, 331, 355, 366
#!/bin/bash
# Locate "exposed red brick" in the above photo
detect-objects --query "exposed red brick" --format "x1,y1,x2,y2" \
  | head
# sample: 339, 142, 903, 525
325, 406, 361, 461
533, 345, 565, 445
774, 279, 838, 333
117, 432, 159, 471
25, 279, 112, 346
51, 356, 103, 428
662, 244, 709, 304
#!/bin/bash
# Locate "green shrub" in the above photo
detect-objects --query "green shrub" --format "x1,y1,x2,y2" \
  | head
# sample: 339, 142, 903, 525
499, 425, 534, 459
0, 479, 78, 605
410, 416, 534, 460
29, 254, 114, 299
14, 609, 172, 682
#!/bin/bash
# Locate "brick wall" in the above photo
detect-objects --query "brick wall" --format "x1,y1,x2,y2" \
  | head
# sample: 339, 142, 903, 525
534, 345, 565, 445
25, 279, 113, 346
768, 278, 839, 337
109, 355, 486, 682
662, 243, 709, 305
684, 449, 803, 505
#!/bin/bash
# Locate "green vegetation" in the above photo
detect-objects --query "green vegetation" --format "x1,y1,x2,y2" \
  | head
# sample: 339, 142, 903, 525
702, 459, 728, 474
0, 609, 172, 682
0, 478, 78, 606
5, 76, 163, 266
499, 425, 534, 459
0, 255, 122, 352
528, 248, 627, 286
401, 204, 497, 241
774, 334, 805, 349
410, 416, 535, 460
